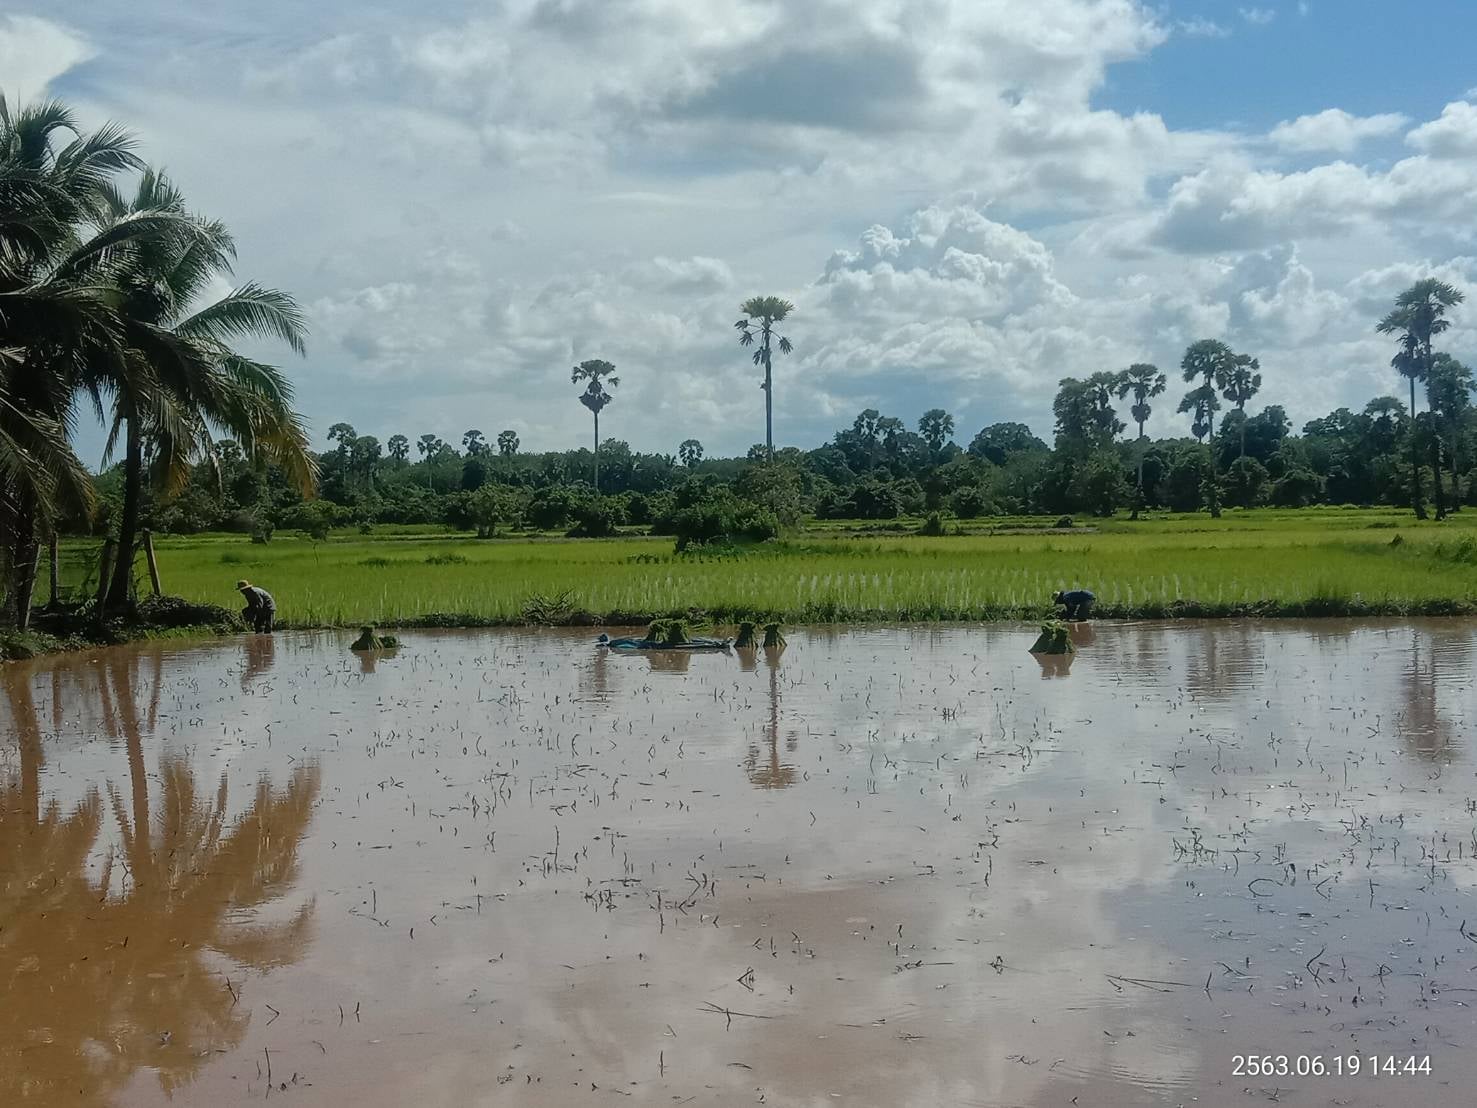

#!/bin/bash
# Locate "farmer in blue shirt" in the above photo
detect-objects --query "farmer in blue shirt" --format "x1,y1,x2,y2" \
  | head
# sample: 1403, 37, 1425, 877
1054, 588, 1095, 621
237, 580, 276, 633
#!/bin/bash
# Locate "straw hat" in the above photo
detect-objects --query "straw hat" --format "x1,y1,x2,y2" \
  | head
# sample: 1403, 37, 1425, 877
236, 579, 250, 590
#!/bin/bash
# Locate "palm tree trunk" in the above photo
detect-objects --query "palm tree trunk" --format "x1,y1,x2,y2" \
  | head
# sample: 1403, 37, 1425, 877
107, 416, 144, 613
593, 410, 600, 493
1432, 429, 1447, 520
1409, 377, 1427, 519
1240, 407, 1247, 459
6, 498, 40, 631
1132, 425, 1146, 521
763, 344, 774, 460
1206, 411, 1221, 519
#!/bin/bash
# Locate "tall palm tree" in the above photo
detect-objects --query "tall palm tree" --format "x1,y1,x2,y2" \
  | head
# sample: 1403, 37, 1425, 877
735, 296, 794, 460
571, 358, 618, 492
496, 429, 519, 457
678, 438, 703, 468
1181, 340, 1237, 517
1427, 353, 1474, 514
1377, 279, 1465, 519
0, 96, 176, 625
1216, 353, 1262, 457
1115, 363, 1166, 518
96, 169, 314, 611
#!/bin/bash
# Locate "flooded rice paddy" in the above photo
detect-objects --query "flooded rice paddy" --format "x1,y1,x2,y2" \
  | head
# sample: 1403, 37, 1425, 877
3, 621, 1477, 1107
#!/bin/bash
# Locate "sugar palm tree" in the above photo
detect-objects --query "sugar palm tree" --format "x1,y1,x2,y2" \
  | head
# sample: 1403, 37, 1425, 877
571, 358, 618, 492
497, 429, 519, 457
96, 169, 315, 610
1216, 353, 1262, 457
1181, 340, 1238, 517
1377, 279, 1465, 519
678, 438, 703, 468
1115, 363, 1165, 518
735, 296, 794, 460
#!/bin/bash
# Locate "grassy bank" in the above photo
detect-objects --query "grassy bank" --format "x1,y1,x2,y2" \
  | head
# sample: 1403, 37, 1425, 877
0, 597, 240, 660
43, 507, 1477, 630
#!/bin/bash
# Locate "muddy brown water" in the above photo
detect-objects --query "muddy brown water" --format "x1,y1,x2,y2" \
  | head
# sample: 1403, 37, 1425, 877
3, 622, 1477, 1107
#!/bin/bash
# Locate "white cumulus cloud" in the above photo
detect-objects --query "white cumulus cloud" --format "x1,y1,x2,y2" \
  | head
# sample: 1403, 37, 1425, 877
0, 15, 93, 100
1270, 108, 1408, 154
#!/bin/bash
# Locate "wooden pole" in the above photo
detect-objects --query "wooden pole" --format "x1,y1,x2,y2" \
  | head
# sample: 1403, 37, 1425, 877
47, 531, 60, 608
142, 529, 162, 596
95, 539, 115, 608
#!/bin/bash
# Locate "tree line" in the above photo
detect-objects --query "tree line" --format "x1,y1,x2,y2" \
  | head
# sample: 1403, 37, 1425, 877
4, 96, 1474, 627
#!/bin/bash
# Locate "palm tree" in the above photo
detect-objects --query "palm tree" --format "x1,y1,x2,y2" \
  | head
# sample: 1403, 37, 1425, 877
678, 438, 703, 468
96, 169, 314, 611
497, 429, 519, 457
571, 359, 618, 492
735, 296, 794, 460
1115, 363, 1166, 518
1181, 340, 1237, 517
386, 433, 409, 463
917, 408, 954, 457
1377, 279, 1465, 519
1427, 353, 1474, 514
1216, 353, 1262, 457
462, 428, 486, 455
0, 96, 151, 626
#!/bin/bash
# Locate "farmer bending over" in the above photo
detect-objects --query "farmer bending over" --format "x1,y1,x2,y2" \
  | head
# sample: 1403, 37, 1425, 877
237, 580, 276, 633
1054, 588, 1095, 621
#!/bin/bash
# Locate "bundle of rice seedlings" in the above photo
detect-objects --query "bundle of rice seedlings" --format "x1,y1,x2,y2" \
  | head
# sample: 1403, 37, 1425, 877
661, 619, 691, 645
351, 626, 400, 651
761, 622, 786, 648
734, 620, 758, 648
1028, 619, 1072, 655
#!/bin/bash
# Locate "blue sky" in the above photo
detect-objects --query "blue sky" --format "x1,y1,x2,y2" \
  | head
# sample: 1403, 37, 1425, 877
4, 1, 1477, 463
1105, 2, 1477, 131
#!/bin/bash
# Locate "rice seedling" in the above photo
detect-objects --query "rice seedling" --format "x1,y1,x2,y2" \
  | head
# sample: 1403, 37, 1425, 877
57, 507, 1477, 628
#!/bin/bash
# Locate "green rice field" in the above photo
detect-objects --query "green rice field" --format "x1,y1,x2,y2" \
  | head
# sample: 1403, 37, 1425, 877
58, 507, 1477, 627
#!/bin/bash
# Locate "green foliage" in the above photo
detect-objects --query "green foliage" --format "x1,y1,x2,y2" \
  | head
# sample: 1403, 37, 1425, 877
1029, 619, 1073, 655
1222, 455, 1270, 508
918, 511, 952, 536
646, 618, 691, 645
1269, 468, 1324, 507
667, 481, 780, 551
567, 497, 627, 538
350, 626, 399, 650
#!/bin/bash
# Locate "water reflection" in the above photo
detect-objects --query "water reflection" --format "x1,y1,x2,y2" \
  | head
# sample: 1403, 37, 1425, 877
0, 664, 319, 1107
643, 650, 692, 674
241, 632, 277, 690
1398, 625, 1472, 759
1032, 651, 1075, 678
746, 645, 795, 789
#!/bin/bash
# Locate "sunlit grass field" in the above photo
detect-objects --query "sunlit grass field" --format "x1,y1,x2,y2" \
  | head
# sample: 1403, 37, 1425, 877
59, 507, 1477, 626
